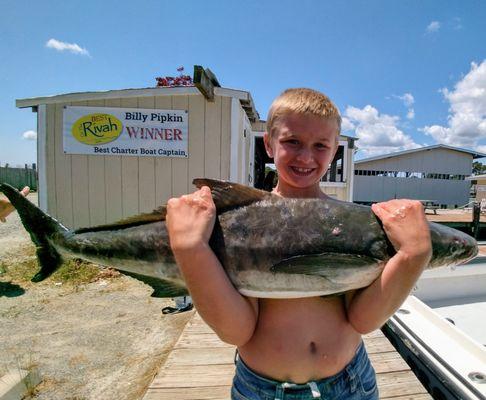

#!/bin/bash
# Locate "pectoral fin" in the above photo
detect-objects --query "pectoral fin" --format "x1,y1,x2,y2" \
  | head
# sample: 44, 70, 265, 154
270, 253, 381, 277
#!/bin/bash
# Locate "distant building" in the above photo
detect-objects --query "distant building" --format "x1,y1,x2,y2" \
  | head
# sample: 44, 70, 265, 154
353, 145, 486, 207
466, 174, 486, 203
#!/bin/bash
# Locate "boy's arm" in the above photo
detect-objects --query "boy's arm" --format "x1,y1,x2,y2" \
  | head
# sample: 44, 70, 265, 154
166, 186, 258, 346
346, 199, 432, 334
0, 187, 29, 222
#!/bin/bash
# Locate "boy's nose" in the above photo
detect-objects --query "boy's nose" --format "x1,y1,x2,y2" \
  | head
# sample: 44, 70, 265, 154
296, 148, 313, 163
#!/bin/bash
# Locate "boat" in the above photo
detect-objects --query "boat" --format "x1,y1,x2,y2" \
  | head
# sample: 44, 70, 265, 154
383, 245, 486, 399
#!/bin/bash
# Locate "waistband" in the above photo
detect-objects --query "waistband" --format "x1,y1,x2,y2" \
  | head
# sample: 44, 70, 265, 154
234, 341, 368, 399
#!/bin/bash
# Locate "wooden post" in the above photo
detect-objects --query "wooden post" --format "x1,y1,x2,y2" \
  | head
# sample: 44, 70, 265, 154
472, 201, 480, 239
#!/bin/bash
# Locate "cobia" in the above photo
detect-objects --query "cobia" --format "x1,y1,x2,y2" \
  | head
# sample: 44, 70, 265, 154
0, 179, 478, 298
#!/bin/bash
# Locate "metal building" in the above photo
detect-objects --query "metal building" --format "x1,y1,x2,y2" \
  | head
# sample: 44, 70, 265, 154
353, 145, 486, 207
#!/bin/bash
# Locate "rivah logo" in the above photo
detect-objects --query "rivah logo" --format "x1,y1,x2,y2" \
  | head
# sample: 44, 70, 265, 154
72, 113, 123, 145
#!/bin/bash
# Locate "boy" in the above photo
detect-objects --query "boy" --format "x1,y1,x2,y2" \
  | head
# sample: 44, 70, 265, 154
166, 88, 432, 399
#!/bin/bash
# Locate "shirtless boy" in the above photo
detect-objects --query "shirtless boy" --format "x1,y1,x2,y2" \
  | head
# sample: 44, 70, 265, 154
166, 88, 432, 399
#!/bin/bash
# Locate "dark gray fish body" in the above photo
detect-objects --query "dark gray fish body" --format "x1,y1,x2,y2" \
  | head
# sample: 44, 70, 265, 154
0, 180, 478, 298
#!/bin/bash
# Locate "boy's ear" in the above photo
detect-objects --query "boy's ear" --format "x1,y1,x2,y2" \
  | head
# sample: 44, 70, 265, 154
263, 131, 274, 158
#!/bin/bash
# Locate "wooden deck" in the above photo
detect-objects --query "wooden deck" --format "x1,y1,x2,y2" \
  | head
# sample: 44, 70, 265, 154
143, 312, 432, 399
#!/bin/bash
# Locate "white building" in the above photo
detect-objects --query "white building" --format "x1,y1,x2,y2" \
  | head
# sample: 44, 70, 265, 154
353, 145, 486, 207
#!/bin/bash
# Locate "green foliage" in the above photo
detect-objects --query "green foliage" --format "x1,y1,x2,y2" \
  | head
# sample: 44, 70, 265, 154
472, 161, 486, 175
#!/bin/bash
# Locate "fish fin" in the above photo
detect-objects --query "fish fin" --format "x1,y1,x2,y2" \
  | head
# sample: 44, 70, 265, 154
119, 271, 188, 298
74, 206, 167, 234
0, 183, 66, 282
193, 178, 274, 212
270, 253, 381, 276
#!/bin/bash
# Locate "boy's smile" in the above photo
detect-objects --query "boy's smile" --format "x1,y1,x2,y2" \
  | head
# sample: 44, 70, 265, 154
264, 112, 339, 198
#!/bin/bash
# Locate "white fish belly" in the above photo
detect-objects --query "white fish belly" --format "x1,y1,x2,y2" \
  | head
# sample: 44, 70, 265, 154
233, 264, 383, 299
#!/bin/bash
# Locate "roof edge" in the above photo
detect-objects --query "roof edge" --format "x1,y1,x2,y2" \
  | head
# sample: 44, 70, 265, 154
356, 144, 486, 163
16, 86, 251, 108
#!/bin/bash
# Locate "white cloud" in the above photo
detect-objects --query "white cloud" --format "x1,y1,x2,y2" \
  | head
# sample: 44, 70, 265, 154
22, 130, 37, 140
426, 21, 441, 33
46, 38, 90, 56
344, 105, 420, 157
394, 93, 415, 120
341, 117, 355, 132
422, 60, 486, 149
398, 93, 414, 107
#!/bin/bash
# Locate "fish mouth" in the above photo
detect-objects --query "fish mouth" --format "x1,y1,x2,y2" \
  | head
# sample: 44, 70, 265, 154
290, 166, 316, 176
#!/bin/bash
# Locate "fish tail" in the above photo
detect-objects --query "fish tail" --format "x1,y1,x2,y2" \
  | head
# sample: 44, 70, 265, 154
0, 183, 67, 282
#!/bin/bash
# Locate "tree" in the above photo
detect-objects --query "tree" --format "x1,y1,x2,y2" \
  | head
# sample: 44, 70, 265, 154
472, 161, 486, 175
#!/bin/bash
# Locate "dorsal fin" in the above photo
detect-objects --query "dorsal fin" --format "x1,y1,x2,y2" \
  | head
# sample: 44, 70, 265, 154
74, 206, 167, 234
193, 178, 274, 212
75, 179, 272, 233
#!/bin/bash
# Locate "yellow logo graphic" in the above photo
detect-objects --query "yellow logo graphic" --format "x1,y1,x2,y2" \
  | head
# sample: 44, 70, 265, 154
72, 113, 123, 145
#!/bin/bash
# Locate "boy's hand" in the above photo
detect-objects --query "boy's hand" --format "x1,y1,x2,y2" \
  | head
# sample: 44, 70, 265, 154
0, 186, 30, 222
371, 199, 432, 264
166, 186, 216, 252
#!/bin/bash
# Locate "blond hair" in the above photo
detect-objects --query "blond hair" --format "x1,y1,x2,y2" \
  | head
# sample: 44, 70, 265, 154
267, 88, 341, 137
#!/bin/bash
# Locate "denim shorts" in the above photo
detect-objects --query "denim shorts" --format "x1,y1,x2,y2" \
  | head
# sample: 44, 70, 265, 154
231, 341, 378, 400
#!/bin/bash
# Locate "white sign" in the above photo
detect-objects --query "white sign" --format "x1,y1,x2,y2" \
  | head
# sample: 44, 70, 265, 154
477, 185, 486, 192
63, 106, 188, 157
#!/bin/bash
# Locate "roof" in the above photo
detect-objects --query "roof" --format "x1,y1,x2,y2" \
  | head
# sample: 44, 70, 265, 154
356, 144, 486, 164
16, 86, 260, 121
466, 174, 486, 180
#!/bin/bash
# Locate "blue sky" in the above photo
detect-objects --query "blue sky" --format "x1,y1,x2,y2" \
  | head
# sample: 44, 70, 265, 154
1, 0, 486, 166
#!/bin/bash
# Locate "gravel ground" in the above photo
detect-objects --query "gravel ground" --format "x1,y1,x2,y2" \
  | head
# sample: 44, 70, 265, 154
0, 192, 192, 400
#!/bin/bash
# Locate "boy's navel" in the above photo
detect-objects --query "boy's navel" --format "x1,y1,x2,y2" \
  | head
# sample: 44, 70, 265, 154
309, 341, 317, 354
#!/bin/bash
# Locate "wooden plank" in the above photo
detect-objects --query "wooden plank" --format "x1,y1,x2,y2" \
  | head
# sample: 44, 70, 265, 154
45, 104, 57, 215
70, 100, 90, 229
171, 96, 189, 196
377, 370, 430, 398
204, 95, 222, 179
154, 96, 173, 204
363, 335, 396, 354
368, 351, 410, 373
187, 95, 205, 188
220, 96, 231, 180
176, 332, 234, 349
143, 386, 230, 400
164, 347, 235, 366
151, 364, 234, 388
137, 96, 156, 213
54, 103, 74, 227
86, 99, 107, 226
103, 98, 123, 223
120, 97, 139, 218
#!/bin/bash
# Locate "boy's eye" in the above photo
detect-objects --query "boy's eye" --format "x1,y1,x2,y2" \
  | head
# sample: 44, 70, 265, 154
283, 139, 299, 145
315, 143, 328, 149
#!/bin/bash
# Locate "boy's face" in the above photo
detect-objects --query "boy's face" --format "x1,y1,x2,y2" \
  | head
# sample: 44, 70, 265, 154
264, 112, 338, 193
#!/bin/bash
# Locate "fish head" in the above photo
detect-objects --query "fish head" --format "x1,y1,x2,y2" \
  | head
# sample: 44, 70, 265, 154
428, 223, 478, 268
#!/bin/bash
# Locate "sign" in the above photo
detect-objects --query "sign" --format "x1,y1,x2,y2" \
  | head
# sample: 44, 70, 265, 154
63, 106, 188, 157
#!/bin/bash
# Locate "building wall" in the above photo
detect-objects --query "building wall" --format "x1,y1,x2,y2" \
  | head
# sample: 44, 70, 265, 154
42, 93, 232, 228
474, 177, 486, 202
354, 148, 473, 206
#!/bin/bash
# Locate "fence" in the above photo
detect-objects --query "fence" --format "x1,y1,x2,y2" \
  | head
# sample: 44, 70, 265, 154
0, 164, 38, 191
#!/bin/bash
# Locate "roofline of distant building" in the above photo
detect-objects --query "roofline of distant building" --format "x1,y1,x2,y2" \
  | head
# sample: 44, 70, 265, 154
356, 144, 486, 164
466, 174, 486, 180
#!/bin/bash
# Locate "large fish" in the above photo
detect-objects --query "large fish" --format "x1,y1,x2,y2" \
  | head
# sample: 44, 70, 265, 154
0, 179, 478, 298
